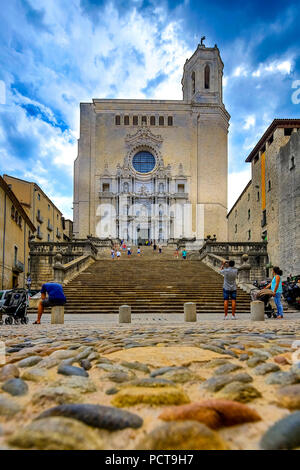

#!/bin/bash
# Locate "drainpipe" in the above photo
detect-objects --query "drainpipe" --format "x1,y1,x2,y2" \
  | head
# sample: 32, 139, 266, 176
2, 194, 6, 289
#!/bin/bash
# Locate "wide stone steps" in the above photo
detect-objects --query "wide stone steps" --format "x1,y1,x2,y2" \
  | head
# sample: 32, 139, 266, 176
57, 255, 251, 314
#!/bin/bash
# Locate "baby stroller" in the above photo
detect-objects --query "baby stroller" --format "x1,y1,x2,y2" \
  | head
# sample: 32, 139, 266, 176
0, 289, 29, 325
250, 287, 277, 318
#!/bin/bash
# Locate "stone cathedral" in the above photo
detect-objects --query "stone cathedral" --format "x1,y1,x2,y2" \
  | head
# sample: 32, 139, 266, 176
73, 42, 230, 246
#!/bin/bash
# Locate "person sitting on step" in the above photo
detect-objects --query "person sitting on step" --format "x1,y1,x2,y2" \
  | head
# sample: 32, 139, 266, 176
34, 282, 66, 324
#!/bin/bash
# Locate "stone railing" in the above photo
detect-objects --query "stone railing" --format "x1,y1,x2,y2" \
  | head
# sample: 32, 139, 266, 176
198, 241, 269, 287
53, 253, 95, 285
29, 239, 99, 288
199, 241, 268, 257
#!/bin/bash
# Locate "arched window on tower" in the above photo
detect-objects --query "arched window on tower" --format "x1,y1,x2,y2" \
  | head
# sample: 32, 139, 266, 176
191, 71, 195, 94
204, 65, 210, 89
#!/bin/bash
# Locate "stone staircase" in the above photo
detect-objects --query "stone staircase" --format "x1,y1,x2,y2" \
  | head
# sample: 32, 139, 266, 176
60, 246, 251, 315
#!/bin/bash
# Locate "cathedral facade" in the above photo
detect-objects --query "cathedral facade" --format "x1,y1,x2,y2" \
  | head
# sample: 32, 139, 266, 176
73, 43, 230, 245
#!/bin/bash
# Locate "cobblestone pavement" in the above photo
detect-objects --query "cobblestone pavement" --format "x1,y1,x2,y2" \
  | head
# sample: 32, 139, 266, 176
0, 316, 300, 450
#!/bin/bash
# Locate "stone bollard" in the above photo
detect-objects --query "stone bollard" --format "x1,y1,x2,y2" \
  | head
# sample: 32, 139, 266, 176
51, 306, 64, 324
184, 302, 197, 322
119, 305, 131, 323
250, 301, 265, 321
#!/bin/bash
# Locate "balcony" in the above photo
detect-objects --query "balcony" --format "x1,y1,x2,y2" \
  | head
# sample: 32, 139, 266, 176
47, 221, 53, 231
36, 231, 43, 240
13, 260, 24, 273
99, 191, 115, 198
36, 213, 44, 223
56, 230, 62, 239
173, 192, 188, 199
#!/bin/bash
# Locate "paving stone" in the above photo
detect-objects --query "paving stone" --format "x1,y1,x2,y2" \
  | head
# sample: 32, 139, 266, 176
218, 382, 262, 403
17, 356, 43, 368
260, 412, 300, 450
36, 404, 143, 430
1, 378, 29, 396
8, 417, 104, 450
201, 373, 253, 393
111, 386, 190, 407
136, 421, 229, 450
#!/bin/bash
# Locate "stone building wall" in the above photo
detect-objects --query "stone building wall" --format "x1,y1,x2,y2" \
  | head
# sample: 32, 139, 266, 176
227, 124, 298, 272
74, 44, 230, 245
278, 130, 300, 276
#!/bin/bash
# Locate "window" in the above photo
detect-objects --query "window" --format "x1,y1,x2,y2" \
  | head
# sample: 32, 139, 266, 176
261, 144, 266, 153
132, 151, 155, 173
262, 230, 267, 241
48, 234, 50, 242
204, 65, 210, 89
123, 182, 129, 193
268, 134, 274, 145
235, 224, 237, 233
115, 115, 120, 125
191, 71, 195, 94
254, 154, 259, 164
14, 246, 18, 265
150, 116, 155, 125
168, 116, 173, 126
159, 116, 164, 126
248, 230, 251, 240
235, 209, 237, 218
248, 209, 251, 220
133, 116, 138, 125
141, 116, 147, 125
18, 216, 22, 228
159, 183, 164, 193
37, 193, 40, 200
103, 183, 110, 192
178, 184, 185, 193
268, 180, 271, 191
261, 209, 267, 227
124, 115, 129, 125
48, 204, 50, 210
257, 191, 260, 201
11, 205, 15, 218
284, 128, 293, 136
290, 156, 295, 170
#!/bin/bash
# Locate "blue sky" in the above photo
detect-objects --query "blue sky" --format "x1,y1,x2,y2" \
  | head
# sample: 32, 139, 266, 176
0, 0, 299, 219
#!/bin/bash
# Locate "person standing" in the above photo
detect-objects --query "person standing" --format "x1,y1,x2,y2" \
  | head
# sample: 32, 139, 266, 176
127, 246, 131, 257
158, 244, 162, 254
182, 249, 187, 260
220, 260, 238, 320
116, 250, 121, 260
153, 241, 157, 251
174, 248, 179, 259
266, 267, 284, 319
137, 246, 141, 256
111, 249, 115, 260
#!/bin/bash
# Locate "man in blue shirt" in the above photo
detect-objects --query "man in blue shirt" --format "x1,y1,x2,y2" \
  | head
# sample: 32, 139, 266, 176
34, 282, 66, 324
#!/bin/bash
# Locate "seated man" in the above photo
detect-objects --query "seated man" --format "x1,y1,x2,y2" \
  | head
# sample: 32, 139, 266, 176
34, 282, 66, 324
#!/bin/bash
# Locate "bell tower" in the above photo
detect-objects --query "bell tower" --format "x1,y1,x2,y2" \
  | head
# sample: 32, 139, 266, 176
182, 41, 224, 105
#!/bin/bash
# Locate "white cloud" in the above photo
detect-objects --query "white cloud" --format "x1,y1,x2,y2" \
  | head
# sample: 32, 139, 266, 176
243, 115, 256, 130
228, 168, 251, 211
